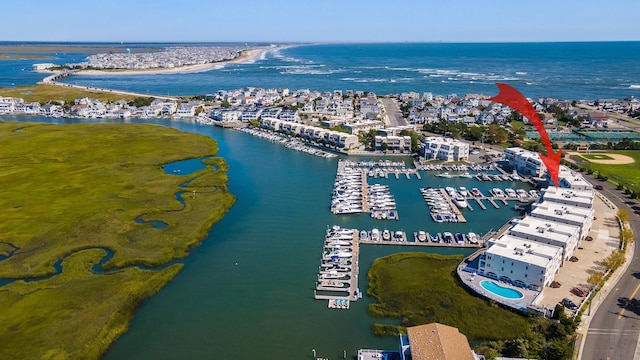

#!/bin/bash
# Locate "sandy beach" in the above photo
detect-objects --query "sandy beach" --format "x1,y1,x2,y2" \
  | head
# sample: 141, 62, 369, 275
73, 47, 269, 76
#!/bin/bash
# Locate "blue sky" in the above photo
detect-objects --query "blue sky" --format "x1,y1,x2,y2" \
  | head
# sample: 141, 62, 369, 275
4, 0, 639, 43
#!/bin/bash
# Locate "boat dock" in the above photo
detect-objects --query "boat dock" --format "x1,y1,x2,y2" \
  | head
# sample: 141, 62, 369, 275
314, 226, 361, 308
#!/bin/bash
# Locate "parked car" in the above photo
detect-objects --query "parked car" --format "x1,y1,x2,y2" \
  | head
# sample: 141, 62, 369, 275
561, 298, 578, 310
571, 287, 586, 297
594, 184, 604, 190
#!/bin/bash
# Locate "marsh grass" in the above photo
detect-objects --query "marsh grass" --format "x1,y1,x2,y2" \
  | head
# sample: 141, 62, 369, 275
0, 122, 235, 359
0, 84, 140, 104
367, 253, 531, 342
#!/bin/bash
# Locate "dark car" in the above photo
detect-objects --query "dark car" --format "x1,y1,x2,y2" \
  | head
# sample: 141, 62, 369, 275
571, 287, 586, 297
594, 184, 604, 190
561, 298, 578, 310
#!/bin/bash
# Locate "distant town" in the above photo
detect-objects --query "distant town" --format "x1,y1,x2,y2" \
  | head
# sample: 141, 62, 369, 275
33, 46, 252, 71
2, 85, 639, 156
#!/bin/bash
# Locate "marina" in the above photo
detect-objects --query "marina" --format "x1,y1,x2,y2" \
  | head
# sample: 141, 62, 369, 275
315, 226, 362, 307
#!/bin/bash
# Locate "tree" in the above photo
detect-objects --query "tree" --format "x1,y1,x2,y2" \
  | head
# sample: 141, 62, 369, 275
466, 125, 485, 141
220, 100, 232, 108
503, 338, 529, 358
617, 209, 630, 224
487, 123, 508, 144
587, 272, 604, 289
602, 250, 626, 271
380, 142, 388, 153
621, 228, 635, 246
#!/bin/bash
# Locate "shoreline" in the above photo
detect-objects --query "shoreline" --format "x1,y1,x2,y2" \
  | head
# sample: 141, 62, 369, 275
69, 47, 269, 76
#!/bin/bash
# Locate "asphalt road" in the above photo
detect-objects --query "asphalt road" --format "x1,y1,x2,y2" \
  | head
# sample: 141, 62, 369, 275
582, 178, 640, 360
380, 98, 407, 127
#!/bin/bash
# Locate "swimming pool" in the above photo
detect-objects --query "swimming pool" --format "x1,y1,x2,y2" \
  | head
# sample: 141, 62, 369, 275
480, 280, 524, 300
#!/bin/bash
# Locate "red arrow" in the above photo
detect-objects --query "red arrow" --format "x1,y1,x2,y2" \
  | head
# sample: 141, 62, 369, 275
487, 83, 561, 188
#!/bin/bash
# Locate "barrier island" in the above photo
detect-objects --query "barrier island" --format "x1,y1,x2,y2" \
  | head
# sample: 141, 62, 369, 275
0, 122, 235, 359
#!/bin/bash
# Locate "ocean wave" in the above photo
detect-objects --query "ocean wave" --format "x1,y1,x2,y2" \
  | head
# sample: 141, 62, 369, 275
340, 78, 387, 83
515, 71, 528, 75
629, 85, 640, 89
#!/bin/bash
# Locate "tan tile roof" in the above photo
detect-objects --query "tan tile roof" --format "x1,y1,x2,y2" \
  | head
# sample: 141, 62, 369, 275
406, 323, 474, 360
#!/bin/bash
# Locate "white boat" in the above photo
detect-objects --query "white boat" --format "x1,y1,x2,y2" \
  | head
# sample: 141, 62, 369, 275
453, 195, 468, 209
394, 231, 404, 241
371, 228, 380, 241
516, 189, 528, 198
471, 188, 481, 197
467, 232, 478, 244
445, 186, 456, 196
437, 172, 453, 178
505, 188, 517, 198
382, 229, 391, 241
492, 188, 505, 197
459, 187, 468, 197
359, 230, 369, 241
511, 171, 521, 181
529, 189, 539, 198
417, 231, 427, 242
460, 172, 473, 178
442, 232, 454, 243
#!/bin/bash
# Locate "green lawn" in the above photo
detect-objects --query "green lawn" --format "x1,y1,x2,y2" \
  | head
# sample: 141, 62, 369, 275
366, 253, 531, 342
0, 122, 235, 359
580, 150, 640, 191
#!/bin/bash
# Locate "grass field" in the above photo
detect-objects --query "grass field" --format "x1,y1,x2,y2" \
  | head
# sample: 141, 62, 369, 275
366, 253, 531, 342
0, 84, 141, 104
0, 122, 235, 359
580, 150, 640, 191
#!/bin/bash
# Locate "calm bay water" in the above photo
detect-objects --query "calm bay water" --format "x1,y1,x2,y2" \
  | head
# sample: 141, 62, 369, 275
0, 115, 523, 359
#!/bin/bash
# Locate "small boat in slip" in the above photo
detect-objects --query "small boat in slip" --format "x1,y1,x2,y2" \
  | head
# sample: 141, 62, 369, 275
467, 232, 478, 244
359, 230, 369, 241
382, 229, 391, 241
417, 231, 427, 242
453, 194, 468, 209
430, 233, 440, 242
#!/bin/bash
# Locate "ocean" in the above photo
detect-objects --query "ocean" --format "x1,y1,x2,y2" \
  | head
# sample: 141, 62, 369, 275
17, 41, 640, 100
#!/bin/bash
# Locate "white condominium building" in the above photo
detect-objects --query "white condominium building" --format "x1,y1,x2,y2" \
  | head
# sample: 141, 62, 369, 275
260, 118, 360, 149
509, 217, 581, 260
504, 147, 546, 177
479, 234, 563, 290
540, 187, 595, 209
375, 135, 412, 153
422, 137, 469, 162
557, 165, 594, 191
530, 203, 594, 240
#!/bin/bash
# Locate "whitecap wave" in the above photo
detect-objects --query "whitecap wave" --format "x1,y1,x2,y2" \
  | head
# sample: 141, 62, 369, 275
629, 84, 640, 89
515, 71, 528, 75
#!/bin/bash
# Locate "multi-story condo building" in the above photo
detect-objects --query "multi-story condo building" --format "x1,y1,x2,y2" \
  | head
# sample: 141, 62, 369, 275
422, 137, 470, 162
504, 147, 546, 177
540, 187, 595, 209
529, 203, 594, 240
508, 217, 581, 260
479, 234, 563, 290
375, 135, 412, 153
